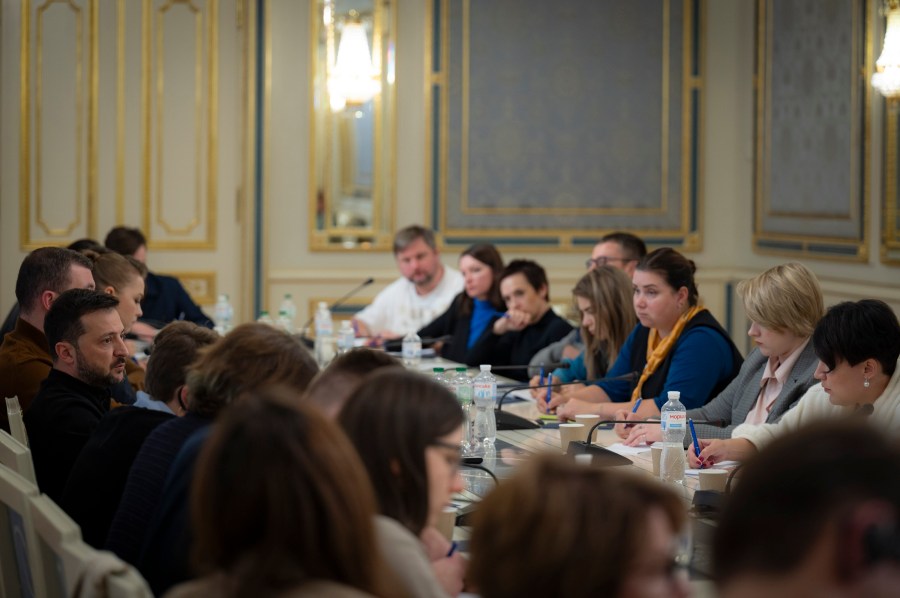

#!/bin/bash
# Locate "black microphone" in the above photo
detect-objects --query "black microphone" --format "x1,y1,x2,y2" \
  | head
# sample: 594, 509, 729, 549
493, 371, 640, 431
297, 278, 375, 341
488, 362, 571, 372
564, 418, 728, 466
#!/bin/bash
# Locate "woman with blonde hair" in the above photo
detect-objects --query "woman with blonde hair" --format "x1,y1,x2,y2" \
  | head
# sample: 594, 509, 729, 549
468, 455, 688, 598
529, 266, 635, 395
620, 262, 824, 447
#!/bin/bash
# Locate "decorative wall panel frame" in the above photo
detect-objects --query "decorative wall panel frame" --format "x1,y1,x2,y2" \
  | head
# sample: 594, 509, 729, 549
19, 0, 99, 250
426, 0, 705, 251
885, 102, 900, 263
753, 0, 871, 261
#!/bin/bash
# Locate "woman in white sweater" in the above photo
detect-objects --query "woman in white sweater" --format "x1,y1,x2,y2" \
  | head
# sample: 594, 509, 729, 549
691, 299, 900, 467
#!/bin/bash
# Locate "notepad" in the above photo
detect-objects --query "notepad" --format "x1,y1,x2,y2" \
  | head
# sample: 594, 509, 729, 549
685, 460, 740, 475
605, 443, 652, 456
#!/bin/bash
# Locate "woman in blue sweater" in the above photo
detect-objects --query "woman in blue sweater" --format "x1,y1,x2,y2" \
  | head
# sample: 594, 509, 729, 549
546, 248, 743, 420
418, 243, 505, 365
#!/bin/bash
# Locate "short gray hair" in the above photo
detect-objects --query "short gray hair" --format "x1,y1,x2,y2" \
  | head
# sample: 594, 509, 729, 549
393, 225, 437, 255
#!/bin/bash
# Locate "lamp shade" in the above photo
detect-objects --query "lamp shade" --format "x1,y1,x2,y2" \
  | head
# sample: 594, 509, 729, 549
873, 6, 900, 98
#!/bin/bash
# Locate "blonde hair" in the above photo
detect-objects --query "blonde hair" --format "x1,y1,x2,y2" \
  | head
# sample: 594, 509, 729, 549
571, 266, 636, 377
737, 262, 824, 337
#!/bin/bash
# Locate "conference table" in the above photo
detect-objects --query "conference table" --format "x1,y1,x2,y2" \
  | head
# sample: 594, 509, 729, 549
410, 357, 719, 592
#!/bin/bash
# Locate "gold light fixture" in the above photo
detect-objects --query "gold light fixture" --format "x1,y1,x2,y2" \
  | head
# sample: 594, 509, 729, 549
327, 10, 381, 112
873, 0, 900, 99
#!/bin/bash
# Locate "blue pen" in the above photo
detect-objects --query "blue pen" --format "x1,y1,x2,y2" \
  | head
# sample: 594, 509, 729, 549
539, 366, 545, 386
626, 398, 642, 428
545, 373, 553, 407
447, 541, 458, 557
688, 419, 703, 469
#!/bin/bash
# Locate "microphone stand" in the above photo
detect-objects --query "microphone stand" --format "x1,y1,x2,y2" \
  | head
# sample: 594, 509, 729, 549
494, 372, 639, 431
565, 419, 728, 467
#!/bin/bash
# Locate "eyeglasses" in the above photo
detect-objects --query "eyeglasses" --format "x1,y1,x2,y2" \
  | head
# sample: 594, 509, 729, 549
585, 256, 633, 269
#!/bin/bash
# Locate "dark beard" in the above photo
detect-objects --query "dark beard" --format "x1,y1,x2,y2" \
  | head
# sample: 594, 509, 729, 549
75, 352, 125, 388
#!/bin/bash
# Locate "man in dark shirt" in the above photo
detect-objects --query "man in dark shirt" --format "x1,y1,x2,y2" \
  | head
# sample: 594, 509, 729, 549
60, 321, 219, 547
24, 289, 128, 502
104, 226, 213, 331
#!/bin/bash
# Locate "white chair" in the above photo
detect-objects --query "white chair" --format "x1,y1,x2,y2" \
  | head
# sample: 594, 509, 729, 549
0, 464, 46, 597
0, 428, 37, 485
29, 494, 153, 598
5, 396, 28, 447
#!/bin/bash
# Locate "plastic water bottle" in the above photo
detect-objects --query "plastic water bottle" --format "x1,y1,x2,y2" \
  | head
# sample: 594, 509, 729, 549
279, 293, 297, 331
401, 330, 422, 367
277, 310, 293, 333
660, 391, 687, 485
472, 364, 497, 449
432, 367, 448, 386
337, 320, 355, 354
452, 367, 474, 453
213, 294, 233, 334
256, 310, 274, 326
314, 302, 335, 367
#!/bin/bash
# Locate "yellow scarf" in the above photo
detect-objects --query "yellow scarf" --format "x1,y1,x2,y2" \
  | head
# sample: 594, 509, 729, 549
630, 305, 706, 402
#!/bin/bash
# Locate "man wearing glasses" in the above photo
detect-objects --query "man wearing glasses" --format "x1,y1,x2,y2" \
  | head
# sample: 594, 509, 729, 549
585, 231, 647, 277
529, 231, 647, 374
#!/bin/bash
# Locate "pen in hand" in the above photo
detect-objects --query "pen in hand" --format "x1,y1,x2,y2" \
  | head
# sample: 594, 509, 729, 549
688, 418, 704, 468
545, 373, 553, 409
625, 398, 643, 428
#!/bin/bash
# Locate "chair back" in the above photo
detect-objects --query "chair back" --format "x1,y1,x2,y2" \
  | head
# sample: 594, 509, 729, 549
29, 493, 82, 597
0, 429, 37, 485
29, 495, 153, 598
5, 396, 29, 447
0, 464, 46, 597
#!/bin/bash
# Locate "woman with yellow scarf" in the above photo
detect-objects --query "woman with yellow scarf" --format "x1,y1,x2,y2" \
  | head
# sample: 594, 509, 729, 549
547, 248, 743, 421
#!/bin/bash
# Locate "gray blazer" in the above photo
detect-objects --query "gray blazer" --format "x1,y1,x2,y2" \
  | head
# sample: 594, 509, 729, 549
687, 342, 820, 441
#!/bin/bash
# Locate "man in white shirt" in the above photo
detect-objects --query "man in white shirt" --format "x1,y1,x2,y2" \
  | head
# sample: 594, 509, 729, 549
353, 225, 463, 339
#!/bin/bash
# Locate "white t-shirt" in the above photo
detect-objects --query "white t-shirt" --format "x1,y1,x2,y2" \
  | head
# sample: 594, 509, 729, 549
354, 266, 463, 336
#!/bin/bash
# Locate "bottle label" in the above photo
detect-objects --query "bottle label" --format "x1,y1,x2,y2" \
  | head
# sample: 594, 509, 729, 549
663, 412, 686, 430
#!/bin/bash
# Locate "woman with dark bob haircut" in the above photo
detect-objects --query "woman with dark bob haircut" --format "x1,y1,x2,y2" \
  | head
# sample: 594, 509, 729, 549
339, 369, 467, 598
468, 455, 688, 598
549, 247, 743, 420
417, 243, 506, 365
165, 389, 400, 597
694, 299, 900, 466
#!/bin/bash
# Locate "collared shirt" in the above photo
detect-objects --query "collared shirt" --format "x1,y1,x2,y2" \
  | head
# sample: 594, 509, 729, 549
744, 338, 810, 425
133, 390, 177, 415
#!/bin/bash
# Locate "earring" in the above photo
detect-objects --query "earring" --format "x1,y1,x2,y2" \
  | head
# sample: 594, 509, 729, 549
864, 376, 870, 388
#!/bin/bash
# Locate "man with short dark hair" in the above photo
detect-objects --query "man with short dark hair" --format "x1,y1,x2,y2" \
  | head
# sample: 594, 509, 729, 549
61, 321, 219, 547
104, 226, 213, 330
353, 225, 463, 339
24, 289, 128, 502
586, 231, 647, 277
0, 247, 95, 431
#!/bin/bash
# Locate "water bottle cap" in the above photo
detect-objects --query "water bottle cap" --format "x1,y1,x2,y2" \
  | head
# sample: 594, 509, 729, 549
318, 301, 328, 309
480, 364, 491, 372
456, 367, 467, 372
433, 367, 444, 372
285, 293, 293, 299
667, 391, 681, 400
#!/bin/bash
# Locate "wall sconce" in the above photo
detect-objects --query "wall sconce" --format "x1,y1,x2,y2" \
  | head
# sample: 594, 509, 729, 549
327, 10, 381, 112
873, 0, 900, 99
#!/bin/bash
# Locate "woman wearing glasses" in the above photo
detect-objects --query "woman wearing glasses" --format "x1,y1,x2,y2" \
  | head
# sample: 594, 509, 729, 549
339, 369, 467, 598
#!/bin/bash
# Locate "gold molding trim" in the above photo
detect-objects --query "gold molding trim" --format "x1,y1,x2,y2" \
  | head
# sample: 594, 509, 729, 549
753, 0, 870, 262
142, 0, 218, 250
116, 0, 126, 223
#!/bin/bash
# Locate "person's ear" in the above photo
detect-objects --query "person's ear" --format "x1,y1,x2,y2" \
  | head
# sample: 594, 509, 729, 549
40, 290, 57, 312
103, 285, 117, 296
55, 340, 77, 365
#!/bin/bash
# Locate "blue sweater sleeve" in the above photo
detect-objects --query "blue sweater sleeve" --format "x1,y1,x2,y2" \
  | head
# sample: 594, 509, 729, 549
654, 327, 735, 410
552, 352, 587, 384
593, 325, 642, 402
